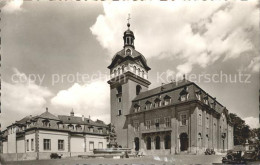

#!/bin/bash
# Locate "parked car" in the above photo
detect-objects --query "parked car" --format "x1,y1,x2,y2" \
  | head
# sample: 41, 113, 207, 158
222, 150, 245, 164
50, 153, 62, 159
242, 150, 259, 161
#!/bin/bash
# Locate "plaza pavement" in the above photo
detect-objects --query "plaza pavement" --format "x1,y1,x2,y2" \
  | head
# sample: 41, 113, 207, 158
1, 155, 224, 165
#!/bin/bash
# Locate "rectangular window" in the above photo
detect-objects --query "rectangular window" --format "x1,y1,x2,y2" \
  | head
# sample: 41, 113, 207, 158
118, 97, 121, 103
165, 117, 171, 127
206, 117, 209, 128
43, 139, 51, 150
26, 139, 29, 151
118, 110, 122, 116
146, 120, 151, 130
155, 118, 160, 129
198, 114, 202, 126
31, 139, 34, 151
89, 142, 94, 151
134, 122, 140, 132
180, 114, 187, 126
58, 140, 64, 150
98, 128, 103, 134
98, 142, 103, 149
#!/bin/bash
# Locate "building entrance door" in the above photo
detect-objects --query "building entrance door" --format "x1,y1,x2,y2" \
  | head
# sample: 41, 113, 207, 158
180, 133, 188, 151
134, 137, 140, 151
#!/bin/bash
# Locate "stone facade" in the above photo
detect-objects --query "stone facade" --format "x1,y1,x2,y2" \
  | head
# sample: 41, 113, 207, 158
108, 23, 234, 155
1, 110, 108, 161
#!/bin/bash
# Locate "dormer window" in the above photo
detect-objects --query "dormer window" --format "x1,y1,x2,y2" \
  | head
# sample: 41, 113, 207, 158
179, 87, 189, 102
68, 124, 74, 130
57, 122, 63, 129
89, 126, 94, 132
134, 104, 140, 112
204, 97, 209, 105
154, 98, 161, 108
126, 49, 131, 56
76, 125, 82, 131
98, 128, 103, 134
145, 101, 152, 110
164, 95, 171, 106
42, 120, 50, 127
195, 90, 202, 100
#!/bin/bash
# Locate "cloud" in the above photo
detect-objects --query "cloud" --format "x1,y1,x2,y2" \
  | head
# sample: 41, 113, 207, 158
51, 80, 110, 124
91, 0, 259, 75
2, 0, 24, 13
1, 68, 52, 129
244, 116, 259, 129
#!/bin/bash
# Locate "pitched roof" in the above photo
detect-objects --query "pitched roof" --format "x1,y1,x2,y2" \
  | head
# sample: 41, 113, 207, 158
133, 80, 192, 101
38, 111, 59, 120
58, 115, 107, 127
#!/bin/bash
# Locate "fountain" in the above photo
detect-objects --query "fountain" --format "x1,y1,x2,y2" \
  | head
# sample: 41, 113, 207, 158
92, 124, 131, 158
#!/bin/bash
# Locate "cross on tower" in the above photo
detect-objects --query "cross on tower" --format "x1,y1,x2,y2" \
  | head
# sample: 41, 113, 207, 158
127, 14, 131, 24
127, 14, 131, 29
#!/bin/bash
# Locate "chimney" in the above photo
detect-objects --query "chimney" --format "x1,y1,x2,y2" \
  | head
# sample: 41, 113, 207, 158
82, 115, 84, 122
70, 109, 74, 117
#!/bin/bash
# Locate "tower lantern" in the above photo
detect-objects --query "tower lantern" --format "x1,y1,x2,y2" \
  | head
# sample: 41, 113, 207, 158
123, 14, 135, 49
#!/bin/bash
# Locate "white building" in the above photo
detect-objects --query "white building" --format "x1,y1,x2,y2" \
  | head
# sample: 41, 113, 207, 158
1, 109, 108, 160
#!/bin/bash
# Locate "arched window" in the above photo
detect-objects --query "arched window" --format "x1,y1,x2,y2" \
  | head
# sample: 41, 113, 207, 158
133, 66, 137, 74
126, 49, 131, 56
114, 69, 117, 76
146, 137, 151, 150
136, 85, 142, 95
164, 135, 171, 149
142, 70, 144, 77
138, 68, 141, 76
122, 65, 125, 73
118, 67, 121, 75
155, 136, 160, 150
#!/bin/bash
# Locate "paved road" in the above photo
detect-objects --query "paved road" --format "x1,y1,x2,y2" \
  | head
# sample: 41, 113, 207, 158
1, 155, 224, 165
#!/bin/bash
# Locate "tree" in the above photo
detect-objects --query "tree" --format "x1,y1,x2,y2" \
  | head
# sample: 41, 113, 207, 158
228, 113, 251, 145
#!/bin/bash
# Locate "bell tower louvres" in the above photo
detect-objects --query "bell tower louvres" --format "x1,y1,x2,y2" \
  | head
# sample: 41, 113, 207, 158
107, 19, 151, 147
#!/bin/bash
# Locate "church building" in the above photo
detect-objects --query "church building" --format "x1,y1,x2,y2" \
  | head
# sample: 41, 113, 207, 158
107, 22, 234, 155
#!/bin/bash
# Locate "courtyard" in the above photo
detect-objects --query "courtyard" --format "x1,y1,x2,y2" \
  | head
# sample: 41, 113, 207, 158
1, 155, 224, 165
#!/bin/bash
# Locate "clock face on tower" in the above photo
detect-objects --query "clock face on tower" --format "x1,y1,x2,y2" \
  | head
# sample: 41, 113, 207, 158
126, 49, 131, 56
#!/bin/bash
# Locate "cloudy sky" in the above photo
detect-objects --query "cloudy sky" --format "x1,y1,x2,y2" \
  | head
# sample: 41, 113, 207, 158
0, 0, 259, 129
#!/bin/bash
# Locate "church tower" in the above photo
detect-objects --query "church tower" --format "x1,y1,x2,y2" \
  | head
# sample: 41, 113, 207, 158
107, 19, 151, 147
